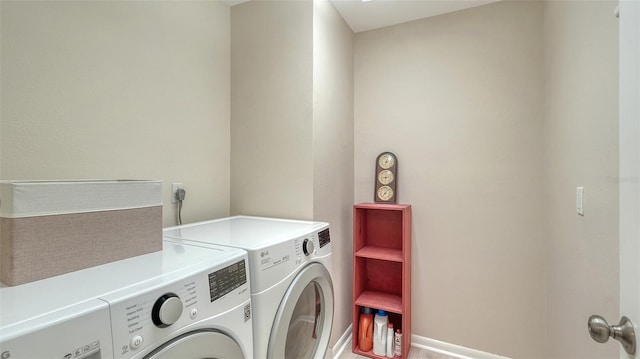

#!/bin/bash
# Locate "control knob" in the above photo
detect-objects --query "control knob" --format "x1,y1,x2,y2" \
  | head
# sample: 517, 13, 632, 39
152, 293, 183, 328
303, 238, 315, 256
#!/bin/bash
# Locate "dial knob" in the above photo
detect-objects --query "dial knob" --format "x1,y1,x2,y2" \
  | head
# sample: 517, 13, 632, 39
303, 238, 315, 256
152, 293, 183, 328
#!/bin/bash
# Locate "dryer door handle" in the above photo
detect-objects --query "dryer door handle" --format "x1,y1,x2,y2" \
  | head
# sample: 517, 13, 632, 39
313, 283, 321, 339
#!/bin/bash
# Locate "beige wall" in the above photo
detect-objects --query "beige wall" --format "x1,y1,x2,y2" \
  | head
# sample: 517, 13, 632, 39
1, 1, 621, 356
230, 0, 314, 220
231, 0, 355, 349
543, 1, 619, 358
312, 0, 355, 349
0, 1, 231, 226
354, 2, 547, 357
4, 0, 355, 351
354, 1, 620, 357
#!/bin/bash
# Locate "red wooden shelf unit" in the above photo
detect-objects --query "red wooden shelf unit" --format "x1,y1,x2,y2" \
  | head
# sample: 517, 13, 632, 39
352, 203, 411, 358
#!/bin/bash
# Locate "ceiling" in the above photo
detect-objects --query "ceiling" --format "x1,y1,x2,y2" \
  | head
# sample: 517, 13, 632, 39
329, 0, 501, 32
225, 0, 501, 33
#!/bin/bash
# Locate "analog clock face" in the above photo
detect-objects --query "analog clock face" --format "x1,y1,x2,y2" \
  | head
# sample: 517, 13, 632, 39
378, 153, 395, 169
377, 186, 394, 201
378, 169, 394, 185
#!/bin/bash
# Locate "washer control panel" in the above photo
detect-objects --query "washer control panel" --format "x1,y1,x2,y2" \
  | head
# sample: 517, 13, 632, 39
102, 258, 249, 359
151, 293, 183, 328
208, 260, 247, 302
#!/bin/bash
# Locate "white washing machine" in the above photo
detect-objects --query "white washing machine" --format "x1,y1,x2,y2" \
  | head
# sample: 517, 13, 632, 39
163, 216, 334, 359
0, 241, 253, 359
0, 294, 113, 359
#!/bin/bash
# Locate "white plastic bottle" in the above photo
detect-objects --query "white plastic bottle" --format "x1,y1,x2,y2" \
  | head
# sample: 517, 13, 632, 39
394, 329, 402, 357
386, 322, 394, 358
373, 310, 388, 356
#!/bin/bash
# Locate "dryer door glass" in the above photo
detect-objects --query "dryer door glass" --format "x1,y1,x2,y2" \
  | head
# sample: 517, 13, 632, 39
143, 329, 245, 359
267, 263, 334, 359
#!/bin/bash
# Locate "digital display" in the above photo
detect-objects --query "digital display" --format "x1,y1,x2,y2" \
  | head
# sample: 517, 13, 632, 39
208, 260, 247, 302
318, 228, 330, 248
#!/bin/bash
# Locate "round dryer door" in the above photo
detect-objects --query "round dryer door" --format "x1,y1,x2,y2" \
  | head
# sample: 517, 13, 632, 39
267, 262, 334, 359
144, 329, 245, 359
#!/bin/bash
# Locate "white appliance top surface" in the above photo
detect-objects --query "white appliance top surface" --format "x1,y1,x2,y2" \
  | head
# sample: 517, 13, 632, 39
163, 216, 329, 250
0, 242, 245, 330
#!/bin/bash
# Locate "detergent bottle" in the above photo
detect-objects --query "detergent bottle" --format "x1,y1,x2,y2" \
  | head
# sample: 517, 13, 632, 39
372, 310, 388, 356
386, 322, 394, 358
394, 329, 403, 356
358, 307, 374, 351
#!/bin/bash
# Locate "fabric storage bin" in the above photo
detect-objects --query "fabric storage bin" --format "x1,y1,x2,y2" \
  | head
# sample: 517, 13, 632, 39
0, 180, 163, 286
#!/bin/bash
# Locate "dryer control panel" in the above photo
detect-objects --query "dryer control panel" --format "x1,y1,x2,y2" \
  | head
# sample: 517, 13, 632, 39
293, 227, 331, 261
318, 228, 331, 248
247, 224, 331, 293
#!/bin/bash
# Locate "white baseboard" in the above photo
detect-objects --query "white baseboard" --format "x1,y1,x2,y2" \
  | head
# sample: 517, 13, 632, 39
331, 325, 511, 359
331, 324, 353, 359
411, 335, 512, 359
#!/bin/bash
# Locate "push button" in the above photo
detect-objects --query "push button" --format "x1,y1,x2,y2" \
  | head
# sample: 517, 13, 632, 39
130, 335, 144, 350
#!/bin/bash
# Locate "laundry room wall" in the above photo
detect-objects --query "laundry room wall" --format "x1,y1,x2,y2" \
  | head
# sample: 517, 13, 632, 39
353, 1, 546, 357
543, 1, 619, 358
0, 1, 231, 226
230, 0, 354, 351
230, 0, 314, 220
312, 0, 355, 352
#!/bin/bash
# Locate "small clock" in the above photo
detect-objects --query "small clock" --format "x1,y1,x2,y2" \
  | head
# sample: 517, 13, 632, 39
374, 152, 397, 203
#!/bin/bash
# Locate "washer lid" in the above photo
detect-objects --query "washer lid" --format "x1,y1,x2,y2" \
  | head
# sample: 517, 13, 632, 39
163, 216, 328, 250
143, 330, 245, 359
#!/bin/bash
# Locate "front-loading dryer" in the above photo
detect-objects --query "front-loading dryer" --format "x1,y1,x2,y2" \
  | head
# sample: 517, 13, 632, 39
0, 241, 253, 359
164, 216, 334, 359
